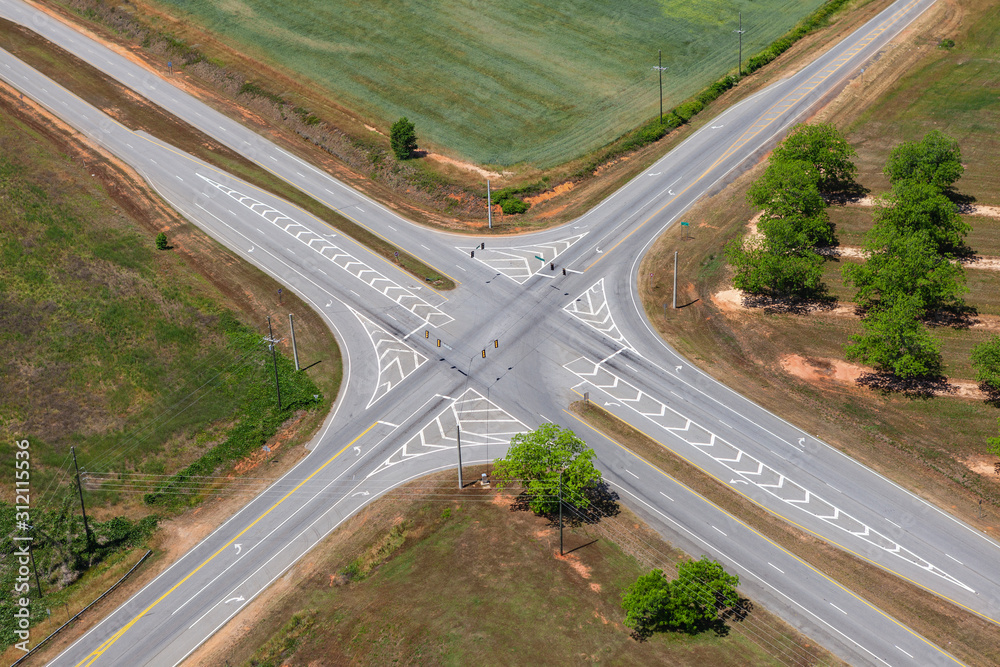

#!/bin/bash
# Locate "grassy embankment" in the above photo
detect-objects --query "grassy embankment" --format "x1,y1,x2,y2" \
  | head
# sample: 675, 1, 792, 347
639, 0, 1000, 547
0, 18, 454, 289
41, 0, 891, 228
136, 0, 828, 168
0, 74, 336, 651
187, 468, 836, 667
570, 401, 1000, 667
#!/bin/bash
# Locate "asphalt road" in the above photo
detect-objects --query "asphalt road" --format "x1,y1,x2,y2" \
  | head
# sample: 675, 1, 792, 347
3, 0, 1000, 664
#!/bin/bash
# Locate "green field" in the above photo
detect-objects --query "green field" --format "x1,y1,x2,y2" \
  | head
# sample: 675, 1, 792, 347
152, 0, 828, 167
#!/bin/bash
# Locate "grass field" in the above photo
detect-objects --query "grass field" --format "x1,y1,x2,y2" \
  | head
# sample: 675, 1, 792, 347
0, 78, 339, 648
193, 468, 833, 666
147, 0, 828, 167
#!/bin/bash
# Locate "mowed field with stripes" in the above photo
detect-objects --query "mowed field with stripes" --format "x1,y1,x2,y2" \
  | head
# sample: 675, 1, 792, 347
147, 0, 828, 166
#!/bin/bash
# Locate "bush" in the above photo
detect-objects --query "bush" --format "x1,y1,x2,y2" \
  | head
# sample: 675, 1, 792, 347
498, 197, 529, 215
939, 38, 955, 49
155, 232, 168, 250
884, 130, 964, 190
390, 117, 418, 160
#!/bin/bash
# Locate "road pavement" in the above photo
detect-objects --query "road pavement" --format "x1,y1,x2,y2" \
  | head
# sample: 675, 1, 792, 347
3, 0, 999, 664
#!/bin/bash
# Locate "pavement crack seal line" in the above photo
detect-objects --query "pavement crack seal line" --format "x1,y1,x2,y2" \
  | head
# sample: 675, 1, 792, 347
195, 173, 452, 327
563, 356, 974, 593
72, 422, 378, 667
348, 307, 427, 409
460, 233, 588, 284
367, 388, 527, 478
563, 278, 633, 350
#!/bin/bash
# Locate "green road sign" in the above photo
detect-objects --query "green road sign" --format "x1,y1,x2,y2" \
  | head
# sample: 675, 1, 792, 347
535, 255, 545, 262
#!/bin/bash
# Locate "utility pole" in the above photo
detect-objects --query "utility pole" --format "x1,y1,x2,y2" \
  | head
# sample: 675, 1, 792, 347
559, 468, 564, 556
29, 542, 43, 597
673, 251, 678, 309
734, 12, 745, 77
71, 446, 91, 544
487, 179, 493, 229
653, 50, 668, 124
265, 317, 282, 409
288, 313, 300, 371
456, 425, 464, 489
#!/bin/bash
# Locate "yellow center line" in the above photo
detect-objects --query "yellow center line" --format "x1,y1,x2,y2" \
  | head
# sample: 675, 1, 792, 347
584, 0, 922, 273
75, 422, 378, 666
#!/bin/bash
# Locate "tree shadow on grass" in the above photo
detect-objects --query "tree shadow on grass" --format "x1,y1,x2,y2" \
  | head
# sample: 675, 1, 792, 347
507, 481, 620, 526
856, 371, 955, 398
923, 303, 980, 330
741, 292, 839, 315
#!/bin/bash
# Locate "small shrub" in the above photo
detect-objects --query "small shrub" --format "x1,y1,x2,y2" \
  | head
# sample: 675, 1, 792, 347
938, 38, 955, 49
390, 117, 418, 160
155, 232, 168, 250
499, 197, 529, 215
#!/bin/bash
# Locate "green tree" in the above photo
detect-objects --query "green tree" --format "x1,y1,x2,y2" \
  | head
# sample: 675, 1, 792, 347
390, 117, 418, 160
771, 123, 857, 192
669, 557, 741, 635
971, 336, 1000, 393
492, 423, 602, 515
725, 234, 825, 298
884, 130, 964, 190
621, 569, 673, 640
842, 226, 966, 315
845, 296, 943, 378
872, 180, 968, 255
748, 159, 827, 222
155, 232, 168, 250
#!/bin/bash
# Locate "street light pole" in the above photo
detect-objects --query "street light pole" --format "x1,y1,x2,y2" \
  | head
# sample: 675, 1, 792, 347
559, 468, 564, 556
653, 50, 668, 124
734, 12, 745, 77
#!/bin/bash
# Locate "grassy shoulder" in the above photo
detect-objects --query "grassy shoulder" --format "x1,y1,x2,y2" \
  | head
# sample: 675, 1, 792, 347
570, 401, 1000, 667
0, 77, 340, 655
636, 0, 1000, 569
35, 0, 895, 231
0, 17, 454, 289
185, 467, 836, 667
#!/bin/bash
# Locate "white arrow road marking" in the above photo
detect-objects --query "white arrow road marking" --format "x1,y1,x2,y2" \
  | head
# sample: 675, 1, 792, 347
668, 189, 675, 195
647, 172, 661, 176
224, 596, 245, 604
233, 544, 242, 555
731, 479, 748, 485
354, 446, 361, 455
596, 247, 603, 253
798, 438, 805, 447
605, 401, 620, 407
352, 491, 370, 497
248, 245, 254, 253
325, 301, 333, 308
675, 366, 682, 372
711, 124, 724, 129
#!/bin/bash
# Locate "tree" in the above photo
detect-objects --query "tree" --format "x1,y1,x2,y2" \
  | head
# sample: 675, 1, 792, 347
771, 123, 858, 192
492, 423, 602, 515
669, 557, 741, 635
621, 569, 673, 640
390, 117, 418, 160
725, 234, 825, 298
971, 336, 1000, 393
155, 232, 168, 250
842, 226, 966, 315
748, 159, 827, 223
621, 558, 742, 641
872, 180, 968, 255
844, 295, 943, 378
884, 130, 964, 190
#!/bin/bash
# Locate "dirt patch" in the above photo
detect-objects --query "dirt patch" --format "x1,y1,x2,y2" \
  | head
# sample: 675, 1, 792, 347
780, 354, 865, 385
524, 180, 576, 205
961, 454, 1000, 478
426, 152, 510, 180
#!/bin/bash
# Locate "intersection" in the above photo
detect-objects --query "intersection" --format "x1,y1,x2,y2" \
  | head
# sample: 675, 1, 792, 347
2, 0, 998, 663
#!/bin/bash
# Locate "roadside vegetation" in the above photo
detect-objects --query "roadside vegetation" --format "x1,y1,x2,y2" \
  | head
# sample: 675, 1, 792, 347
0, 82, 336, 652
639, 0, 1000, 549
0, 18, 454, 289
186, 468, 834, 666
40, 0, 887, 227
